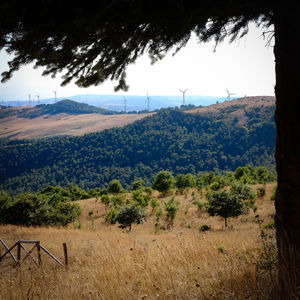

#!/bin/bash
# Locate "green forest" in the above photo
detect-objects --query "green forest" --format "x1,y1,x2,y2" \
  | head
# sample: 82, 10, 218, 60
0, 105, 275, 194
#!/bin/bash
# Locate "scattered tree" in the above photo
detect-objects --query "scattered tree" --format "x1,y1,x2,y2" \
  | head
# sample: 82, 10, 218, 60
114, 203, 147, 232
153, 170, 174, 195
207, 190, 245, 229
164, 196, 180, 228
175, 173, 195, 193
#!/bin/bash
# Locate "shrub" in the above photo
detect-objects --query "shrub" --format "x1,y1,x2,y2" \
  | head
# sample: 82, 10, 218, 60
105, 206, 119, 224
257, 186, 266, 197
164, 196, 180, 228
152, 170, 174, 195
132, 180, 145, 191
175, 173, 195, 193
132, 190, 149, 207
107, 179, 124, 194
101, 194, 110, 211
192, 199, 206, 215
110, 195, 124, 207
150, 197, 160, 213
263, 221, 275, 229
270, 185, 277, 201
209, 176, 226, 191
144, 186, 153, 196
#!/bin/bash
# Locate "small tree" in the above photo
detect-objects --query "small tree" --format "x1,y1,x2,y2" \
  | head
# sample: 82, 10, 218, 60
101, 194, 110, 212
175, 173, 195, 193
164, 196, 180, 228
107, 179, 124, 194
114, 203, 146, 232
207, 190, 245, 229
132, 179, 145, 191
152, 170, 174, 195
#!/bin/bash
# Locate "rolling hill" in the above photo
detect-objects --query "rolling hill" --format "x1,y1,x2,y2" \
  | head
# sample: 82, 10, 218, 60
0, 100, 152, 139
0, 96, 276, 194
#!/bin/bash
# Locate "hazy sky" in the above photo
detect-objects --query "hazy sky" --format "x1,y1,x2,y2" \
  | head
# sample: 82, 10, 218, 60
0, 23, 275, 101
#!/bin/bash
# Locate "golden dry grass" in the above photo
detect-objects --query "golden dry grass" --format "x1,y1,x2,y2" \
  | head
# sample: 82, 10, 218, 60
0, 112, 153, 140
0, 183, 277, 299
186, 96, 275, 126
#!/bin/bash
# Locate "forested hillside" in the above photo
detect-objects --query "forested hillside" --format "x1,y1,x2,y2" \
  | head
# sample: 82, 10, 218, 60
0, 99, 116, 119
0, 102, 275, 194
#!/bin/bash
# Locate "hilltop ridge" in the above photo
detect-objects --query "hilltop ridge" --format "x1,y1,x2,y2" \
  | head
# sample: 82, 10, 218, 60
187, 96, 275, 126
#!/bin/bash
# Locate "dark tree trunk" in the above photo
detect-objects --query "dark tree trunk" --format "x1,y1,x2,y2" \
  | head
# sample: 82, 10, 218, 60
274, 9, 300, 298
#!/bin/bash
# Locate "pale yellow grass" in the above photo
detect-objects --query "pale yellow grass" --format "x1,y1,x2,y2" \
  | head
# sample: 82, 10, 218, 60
0, 112, 153, 139
0, 184, 277, 299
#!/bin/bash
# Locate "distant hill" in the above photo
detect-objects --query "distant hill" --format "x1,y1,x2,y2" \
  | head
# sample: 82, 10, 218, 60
0, 96, 276, 194
3, 94, 228, 112
0, 99, 116, 119
187, 96, 275, 126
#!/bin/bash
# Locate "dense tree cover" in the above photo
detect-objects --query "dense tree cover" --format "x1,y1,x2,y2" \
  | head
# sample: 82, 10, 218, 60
0, 106, 275, 194
0, 189, 81, 226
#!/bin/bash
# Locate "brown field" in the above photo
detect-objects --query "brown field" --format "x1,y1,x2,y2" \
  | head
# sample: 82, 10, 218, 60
0, 183, 278, 299
0, 112, 153, 140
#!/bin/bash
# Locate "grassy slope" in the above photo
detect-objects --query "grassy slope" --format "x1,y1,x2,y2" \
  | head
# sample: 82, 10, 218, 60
0, 112, 153, 139
0, 183, 277, 299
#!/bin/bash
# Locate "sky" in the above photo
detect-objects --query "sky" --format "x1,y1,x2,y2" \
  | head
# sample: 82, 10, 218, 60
0, 23, 275, 101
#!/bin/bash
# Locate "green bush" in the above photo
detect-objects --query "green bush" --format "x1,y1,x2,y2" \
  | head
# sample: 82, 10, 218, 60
107, 179, 124, 194
132, 180, 145, 191
0, 191, 81, 226
153, 170, 174, 195
256, 186, 266, 197
175, 173, 195, 193
114, 203, 147, 231
132, 190, 149, 207
164, 196, 180, 228
105, 206, 119, 224
150, 197, 159, 213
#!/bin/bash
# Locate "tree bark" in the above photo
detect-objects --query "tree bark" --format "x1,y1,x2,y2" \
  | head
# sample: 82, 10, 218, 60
274, 9, 300, 298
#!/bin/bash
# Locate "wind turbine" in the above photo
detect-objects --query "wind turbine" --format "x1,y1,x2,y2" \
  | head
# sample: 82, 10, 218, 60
28, 94, 31, 105
226, 89, 236, 101
36, 95, 40, 105
53, 90, 57, 103
123, 96, 127, 113
146, 92, 150, 111
179, 88, 188, 105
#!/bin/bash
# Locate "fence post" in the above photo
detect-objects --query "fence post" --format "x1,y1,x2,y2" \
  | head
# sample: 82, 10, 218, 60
37, 241, 42, 265
17, 242, 21, 264
63, 243, 68, 267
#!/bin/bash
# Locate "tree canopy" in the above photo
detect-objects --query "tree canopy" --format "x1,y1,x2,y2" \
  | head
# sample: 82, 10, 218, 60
0, 1, 273, 91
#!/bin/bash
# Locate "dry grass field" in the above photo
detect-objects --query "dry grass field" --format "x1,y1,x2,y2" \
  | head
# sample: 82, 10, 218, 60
0, 112, 153, 140
0, 183, 278, 299
187, 96, 275, 126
